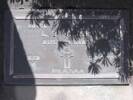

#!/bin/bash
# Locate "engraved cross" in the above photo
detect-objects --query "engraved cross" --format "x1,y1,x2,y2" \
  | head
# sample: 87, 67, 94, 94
60, 46, 73, 69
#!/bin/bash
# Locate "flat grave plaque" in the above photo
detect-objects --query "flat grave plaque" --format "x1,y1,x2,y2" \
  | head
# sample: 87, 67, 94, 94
4, 9, 129, 85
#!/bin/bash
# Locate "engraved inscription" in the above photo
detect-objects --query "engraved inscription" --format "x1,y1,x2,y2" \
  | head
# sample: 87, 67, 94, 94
27, 56, 40, 61
42, 40, 58, 44
13, 19, 120, 76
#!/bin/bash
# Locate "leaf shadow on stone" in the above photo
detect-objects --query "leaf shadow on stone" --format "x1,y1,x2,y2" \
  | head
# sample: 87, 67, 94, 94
25, 0, 131, 82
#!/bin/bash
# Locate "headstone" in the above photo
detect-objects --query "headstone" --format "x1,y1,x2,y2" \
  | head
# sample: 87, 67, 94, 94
4, 9, 129, 85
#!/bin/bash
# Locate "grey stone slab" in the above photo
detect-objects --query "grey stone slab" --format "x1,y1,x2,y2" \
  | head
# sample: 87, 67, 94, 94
4, 9, 129, 85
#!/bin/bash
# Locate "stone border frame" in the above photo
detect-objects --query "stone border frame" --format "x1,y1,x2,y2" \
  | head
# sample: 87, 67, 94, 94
4, 9, 129, 85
